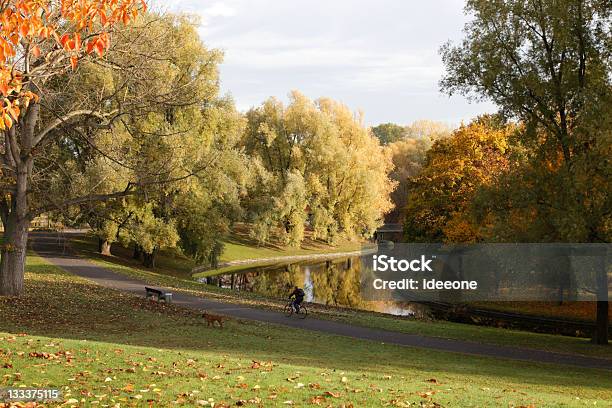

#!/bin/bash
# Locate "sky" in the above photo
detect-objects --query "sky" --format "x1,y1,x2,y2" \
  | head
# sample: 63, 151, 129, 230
153, 0, 497, 126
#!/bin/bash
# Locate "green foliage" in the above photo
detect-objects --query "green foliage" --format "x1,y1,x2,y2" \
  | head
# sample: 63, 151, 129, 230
127, 205, 179, 255
371, 123, 405, 145
440, 0, 611, 244
243, 91, 395, 245
440, 0, 610, 158
47, 13, 248, 265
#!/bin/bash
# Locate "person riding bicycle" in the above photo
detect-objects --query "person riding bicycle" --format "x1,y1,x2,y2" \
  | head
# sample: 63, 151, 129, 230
288, 286, 305, 313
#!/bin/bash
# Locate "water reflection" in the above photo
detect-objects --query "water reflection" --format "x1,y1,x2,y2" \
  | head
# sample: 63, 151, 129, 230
204, 257, 428, 317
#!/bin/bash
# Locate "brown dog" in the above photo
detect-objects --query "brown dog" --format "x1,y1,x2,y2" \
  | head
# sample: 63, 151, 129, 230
202, 312, 225, 328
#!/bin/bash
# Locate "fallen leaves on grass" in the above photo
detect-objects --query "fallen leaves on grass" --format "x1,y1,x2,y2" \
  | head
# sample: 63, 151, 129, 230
417, 390, 437, 399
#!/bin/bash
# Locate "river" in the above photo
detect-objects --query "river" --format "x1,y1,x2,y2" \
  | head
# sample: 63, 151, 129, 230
199, 256, 430, 317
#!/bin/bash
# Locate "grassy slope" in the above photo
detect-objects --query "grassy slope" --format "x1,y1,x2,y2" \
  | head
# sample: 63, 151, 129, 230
0, 255, 610, 407
195, 237, 365, 278
74, 245, 612, 360
219, 224, 364, 263
70, 231, 364, 280
219, 239, 363, 264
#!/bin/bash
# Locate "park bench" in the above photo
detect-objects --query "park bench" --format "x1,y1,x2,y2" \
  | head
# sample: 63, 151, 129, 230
145, 287, 173, 303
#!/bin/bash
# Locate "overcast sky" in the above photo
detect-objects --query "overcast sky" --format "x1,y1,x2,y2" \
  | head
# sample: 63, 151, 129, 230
155, 0, 496, 126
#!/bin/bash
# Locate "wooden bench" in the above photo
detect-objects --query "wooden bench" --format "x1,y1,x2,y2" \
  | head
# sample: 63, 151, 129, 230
145, 287, 173, 303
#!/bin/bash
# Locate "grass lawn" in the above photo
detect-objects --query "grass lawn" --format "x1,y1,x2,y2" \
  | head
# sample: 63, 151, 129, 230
0, 255, 610, 407
72, 246, 612, 360
218, 239, 362, 264
218, 224, 365, 264
69, 229, 366, 280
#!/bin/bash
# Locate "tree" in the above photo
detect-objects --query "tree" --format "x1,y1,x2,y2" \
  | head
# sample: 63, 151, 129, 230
404, 117, 514, 243
384, 121, 451, 223
173, 97, 247, 269
384, 138, 430, 224
63, 15, 247, 268
440, 0, 611, 343
125, 204, 179, 268
0, 0, 145, 296
404, 120, 452, 141
243, 91, 395, 245
371, 123, 405, 145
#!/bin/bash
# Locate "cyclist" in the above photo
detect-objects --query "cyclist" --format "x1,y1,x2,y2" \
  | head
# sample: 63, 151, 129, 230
288, 286, 305, 313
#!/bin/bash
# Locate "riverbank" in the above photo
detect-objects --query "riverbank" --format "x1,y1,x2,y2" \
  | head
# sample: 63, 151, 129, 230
191, 225, 371, 277
192, 246, 376, 278
67, 226, 370, 279
61, 231, 611, 357
52, 232, 609, 360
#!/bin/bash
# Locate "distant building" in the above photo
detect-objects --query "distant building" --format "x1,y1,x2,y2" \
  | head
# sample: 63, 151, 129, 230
31, 214, 54, 229
375, 223, 403, 243
0, 214, 53, 231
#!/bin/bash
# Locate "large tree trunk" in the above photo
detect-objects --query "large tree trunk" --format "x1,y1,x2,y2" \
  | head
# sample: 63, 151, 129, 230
592, 260, 609, 345
100, 240, 112, 256
0, 138, 34, 297
133, 245, 142, 260
0, 217, 29, 297
593, 301, 609, 345
142, 248, 158, 268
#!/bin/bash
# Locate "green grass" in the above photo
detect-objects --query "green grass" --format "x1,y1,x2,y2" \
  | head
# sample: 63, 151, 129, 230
192, 232, 365, 277
194, 260, 290, 278
218, 239, 363, 263
0, 255, 610, 407
74, 249, 612, 360
218, 224, 364, 264
69, 235, 196, 279
70, 231, 365, 280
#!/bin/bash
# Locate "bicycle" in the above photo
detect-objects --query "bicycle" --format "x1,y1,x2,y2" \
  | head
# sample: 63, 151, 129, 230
284, 300, 308, 319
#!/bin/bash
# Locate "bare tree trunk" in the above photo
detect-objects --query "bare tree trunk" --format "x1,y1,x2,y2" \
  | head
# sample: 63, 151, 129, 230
592, 260, 609, 345
142, 248, 158, 268
0, 140, 34, 296
133, 245, 142, 260
100, 240, 112, 256
593, 301, 609, 345
0, 215, 29, 296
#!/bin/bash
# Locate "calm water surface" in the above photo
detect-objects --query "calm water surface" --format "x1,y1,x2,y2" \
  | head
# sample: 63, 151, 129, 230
201, 257, 429, 317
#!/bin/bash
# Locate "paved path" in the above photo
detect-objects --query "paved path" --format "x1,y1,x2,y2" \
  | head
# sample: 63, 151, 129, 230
31, 232, 612, 371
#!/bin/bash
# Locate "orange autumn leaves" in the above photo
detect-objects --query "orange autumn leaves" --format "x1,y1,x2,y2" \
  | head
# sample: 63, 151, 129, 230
0, 0, 146, 129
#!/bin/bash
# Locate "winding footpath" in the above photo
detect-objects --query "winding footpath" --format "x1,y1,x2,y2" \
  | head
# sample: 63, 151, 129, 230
31, 232, 612, 371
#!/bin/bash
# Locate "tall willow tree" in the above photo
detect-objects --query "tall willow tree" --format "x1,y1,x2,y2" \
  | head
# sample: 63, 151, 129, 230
441, 0, 611, 343
243, 91, 394, 246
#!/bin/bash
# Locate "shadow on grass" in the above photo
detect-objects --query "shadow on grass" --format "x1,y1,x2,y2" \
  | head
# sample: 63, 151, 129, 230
68, 234, 195, 279
1, 263, 611, 395
225, 224, 347, 252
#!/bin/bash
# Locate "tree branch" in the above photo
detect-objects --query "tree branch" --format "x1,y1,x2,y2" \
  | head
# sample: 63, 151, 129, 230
29, 186, 137, 219
6, 127, 20, 166
32, 109, 118, 149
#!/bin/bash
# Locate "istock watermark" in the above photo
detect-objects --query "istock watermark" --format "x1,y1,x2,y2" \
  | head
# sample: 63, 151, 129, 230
361, 243, 610, 303
372, 255, 434, 272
